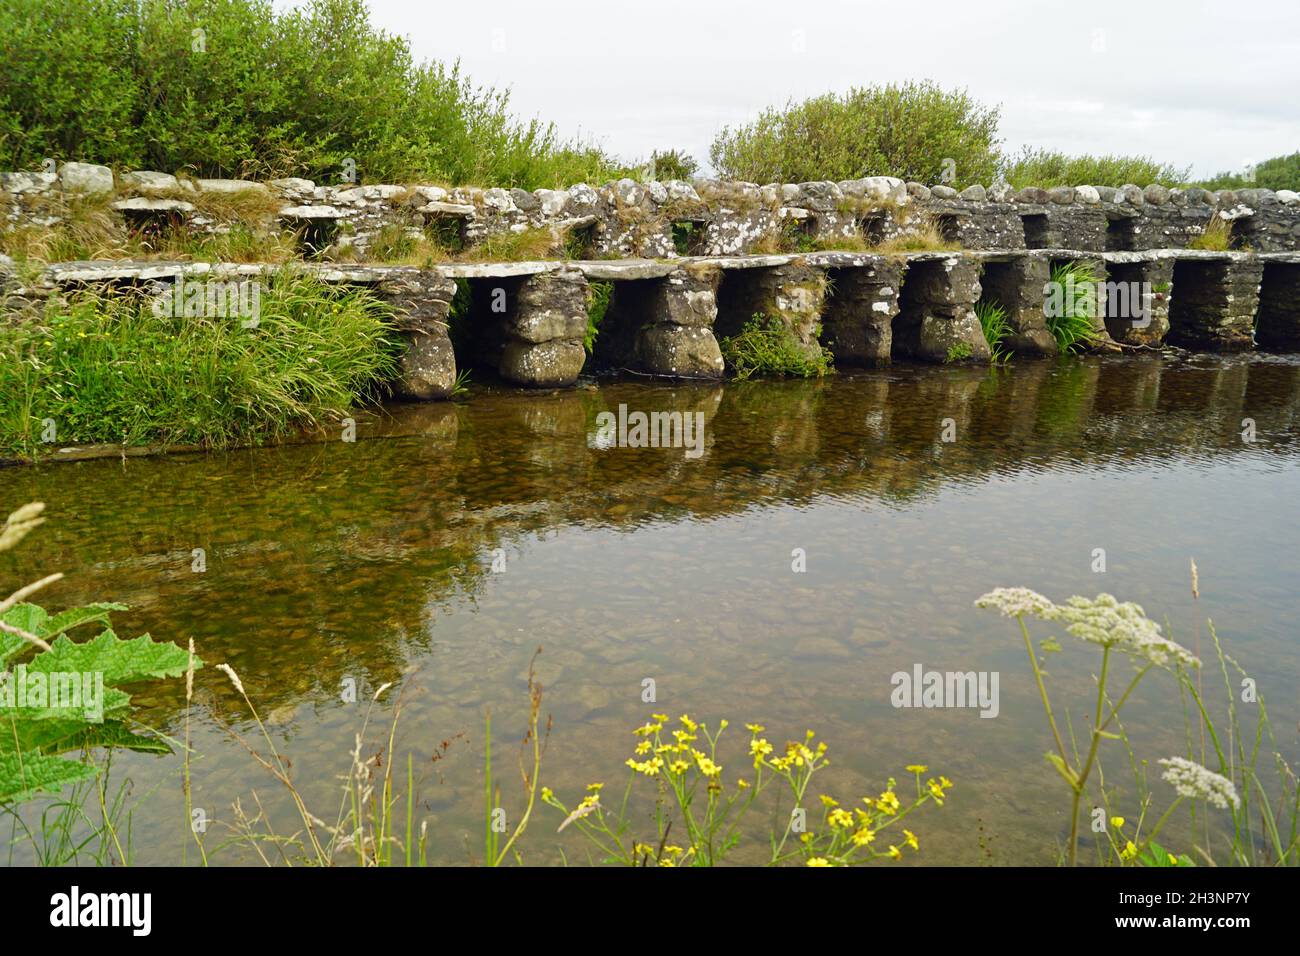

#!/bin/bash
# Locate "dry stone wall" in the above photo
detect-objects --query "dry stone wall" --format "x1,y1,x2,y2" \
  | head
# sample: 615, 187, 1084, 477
6, 162, 1300, 259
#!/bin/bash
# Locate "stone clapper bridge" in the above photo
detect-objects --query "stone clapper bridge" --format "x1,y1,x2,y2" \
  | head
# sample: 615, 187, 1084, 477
28, 246, 1300, 400
7, 166, 1300, 398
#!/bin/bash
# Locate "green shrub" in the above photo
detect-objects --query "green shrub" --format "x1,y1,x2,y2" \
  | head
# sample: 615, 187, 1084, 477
1000, 148, 1189, 189
0, 0, 620, 188
709, 81, 1001, 187
719, 313, 832, 379
0, 276, 401, 457
1198, 151, 1300, 192
649, 149, 699, 181
1045, 261, 1101, 353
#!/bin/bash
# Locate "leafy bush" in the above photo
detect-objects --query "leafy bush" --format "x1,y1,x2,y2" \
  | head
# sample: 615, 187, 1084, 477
0, 276, 401, 457
709, 81, 1001, 187
1198, 151, 1300, 192
0, 0, 619, 188
649, 149, 699, 182
1000, 148, 1190, 189
719, 313, 832, 380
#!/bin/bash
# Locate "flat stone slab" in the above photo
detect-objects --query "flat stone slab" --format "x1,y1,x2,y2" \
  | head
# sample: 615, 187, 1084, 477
278, 204, 346, 220
111, 197, 196, 214
32, 249, 1300, 292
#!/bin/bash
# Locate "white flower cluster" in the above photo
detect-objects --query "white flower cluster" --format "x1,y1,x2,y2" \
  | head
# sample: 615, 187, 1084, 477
1052, 594, 1200, 669
974, 589, 1200, 669
974, 587, 1057, 619
1158, 756, 1241, 811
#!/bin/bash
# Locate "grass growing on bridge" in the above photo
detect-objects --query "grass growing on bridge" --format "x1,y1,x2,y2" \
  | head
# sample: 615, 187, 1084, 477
0, 276, 401, 459
720, 313, 833, 380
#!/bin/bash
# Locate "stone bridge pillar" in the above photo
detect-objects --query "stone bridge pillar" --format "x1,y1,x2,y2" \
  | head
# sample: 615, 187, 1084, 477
497, 267, 590, 386
977, 254, 1056, 355
380, 270, 459, 400
819, 257, 905, 366
1167, 256, 1263, 351
1103, 255, 1173, 347
892, 256, 990, 363
715, 262, 828, 363
632, 269, 725, 378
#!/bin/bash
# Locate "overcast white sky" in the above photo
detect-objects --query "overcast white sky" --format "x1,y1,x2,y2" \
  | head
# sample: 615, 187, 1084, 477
298, 0, 1300, 178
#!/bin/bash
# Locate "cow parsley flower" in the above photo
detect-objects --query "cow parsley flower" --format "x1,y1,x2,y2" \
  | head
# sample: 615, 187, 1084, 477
974, 587, 1057, 619
1158, 757, 1240, 810
1051, 594, 1199, 668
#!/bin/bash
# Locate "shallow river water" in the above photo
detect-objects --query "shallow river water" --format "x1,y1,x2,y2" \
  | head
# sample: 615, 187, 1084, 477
2, 352, 1298, 865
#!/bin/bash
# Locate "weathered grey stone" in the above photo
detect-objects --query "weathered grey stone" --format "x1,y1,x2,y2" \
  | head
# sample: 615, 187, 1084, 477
893, 257, 990, 363
482, 187, 517, 214
1, 171, 57, 195
819, 258, 904, 365
1016, 186, 1050, 204
499, 339, 586, 386
1048, 186, 1076, 204
278, 204, 345, 220
959, 184, 987, 202
978, 256, 1056, 355
1074, 185, 1101, 204
197, 178, 270, 196
566, 183, 601, 214
987, 181, 1014, 202
798, 181, 844, 211
59, 162, 115, 195
1119, 184, 1145, 206
1167, 259, 1263, 351
415, 185, 449, 203
665, 180, 701, 204
634, 325, 725, 378
906, 182, 932, 201
931, 184, 959, 200
1095, 186, 1121, 203
395, 327, 457, 399
1277, 189, 1300, 205
1143, 184, 1170, 205
111, 197, 195, 214
122, 170, 182, 194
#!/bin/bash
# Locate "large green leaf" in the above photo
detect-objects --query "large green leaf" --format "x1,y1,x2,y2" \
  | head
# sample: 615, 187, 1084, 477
0, 687, 133, 725
28, 628, 200, 686
0, 716, 171, 757
0, 751, 98, 803
1, 602, 128, 665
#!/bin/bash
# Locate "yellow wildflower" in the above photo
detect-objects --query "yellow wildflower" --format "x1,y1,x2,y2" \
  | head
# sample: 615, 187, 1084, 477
806, 857, 831, 867
819, 794, 839, 808
875, 791, 900, 815
745, 723, 766, 734
1110, 816, 1125, 829
887, 845, 903, 860
903, 829, 919, 851
1120, 840, 1138, 861
829, 808, 854, 829
851, 827, 875, 847
906, 764, 928, 774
